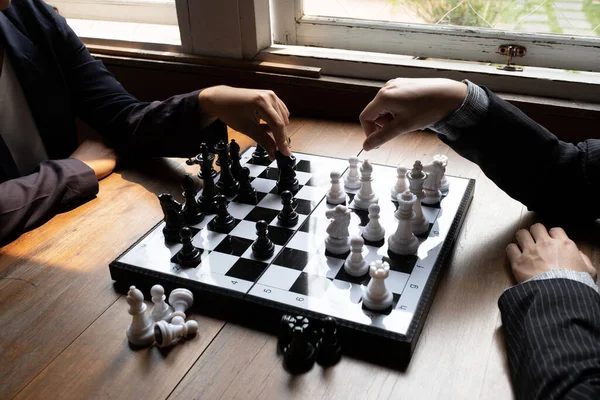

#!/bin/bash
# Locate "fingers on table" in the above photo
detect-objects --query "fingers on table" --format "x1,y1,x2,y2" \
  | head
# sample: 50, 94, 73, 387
506, 243, 522, 263
529, 223, 550, 242
515, 228, 535, 251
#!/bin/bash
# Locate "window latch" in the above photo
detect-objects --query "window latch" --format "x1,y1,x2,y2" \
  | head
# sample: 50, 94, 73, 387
497, 45, 526, 72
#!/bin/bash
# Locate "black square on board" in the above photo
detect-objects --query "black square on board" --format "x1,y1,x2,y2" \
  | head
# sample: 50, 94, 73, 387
273, 247, 310, 271
299, 217, 329, 234
264, 225, 295, 246
295, 160, 312, 173
334, 265, 371, 286
289, 272, 331, 298
294, 198, 315, 215
226, 258, 268, 282
384, 253, 419, 274
258, 167, 279, 180
245, 207, 280, 223
213, 236, 253, 256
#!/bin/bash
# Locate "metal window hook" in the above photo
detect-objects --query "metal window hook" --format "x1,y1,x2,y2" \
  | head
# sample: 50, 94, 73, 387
497, 45, 526, 72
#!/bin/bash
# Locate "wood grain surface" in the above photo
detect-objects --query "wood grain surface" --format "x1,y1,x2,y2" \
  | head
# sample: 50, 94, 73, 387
1, 119, 597, 400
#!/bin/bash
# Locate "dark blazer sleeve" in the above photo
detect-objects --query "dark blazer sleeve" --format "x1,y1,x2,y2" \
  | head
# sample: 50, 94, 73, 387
499, 279, 600, 400
37, 0, 226, 156
0, 159, 98, 246
438, 88, 600, 221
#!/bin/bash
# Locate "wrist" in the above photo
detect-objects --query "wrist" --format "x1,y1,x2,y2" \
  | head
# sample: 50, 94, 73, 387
198, 86, 228, 118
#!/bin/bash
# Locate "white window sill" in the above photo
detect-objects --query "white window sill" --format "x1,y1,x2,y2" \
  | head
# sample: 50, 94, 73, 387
67, 18, 181, 48
257, 45, 600, 104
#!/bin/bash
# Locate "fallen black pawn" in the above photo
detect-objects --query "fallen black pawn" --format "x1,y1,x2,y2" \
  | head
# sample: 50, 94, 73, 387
283, 326, 316, 374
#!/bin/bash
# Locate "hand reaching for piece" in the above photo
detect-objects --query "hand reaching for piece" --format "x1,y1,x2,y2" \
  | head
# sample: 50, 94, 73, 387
360, 78, 468, 151
70, 140, 117, 180
198, 86, 291, 160
506, 223, 597, 284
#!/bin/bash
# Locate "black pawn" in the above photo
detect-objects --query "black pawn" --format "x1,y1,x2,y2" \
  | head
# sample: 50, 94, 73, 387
211, 195, 236, 233
275, 151, 299, 194
215, 140, 239, 197
229, 139, 243, 182
182, 174, 204, 224
176, 227, 202, 267
283, 326, 316, 374
278, 315, 297, 353
158, 193, 185, 242
197, 143, 218, 213
316, 317, 342, 367
252, 220, 274, 260
251, 144, 271, 166
236, 167, 258, 205
278, 190, 299, 227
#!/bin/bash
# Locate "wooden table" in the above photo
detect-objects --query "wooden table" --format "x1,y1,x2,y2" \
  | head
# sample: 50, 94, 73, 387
2, 118, 598, 400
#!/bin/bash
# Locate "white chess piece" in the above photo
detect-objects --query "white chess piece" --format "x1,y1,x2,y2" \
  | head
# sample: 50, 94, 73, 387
352, 159, 379, 210
362, 204, 385, 242
407, 161, 429, 235
422, 159, 444, 205
126, 286, 155, 346
150, 284, 173, 322
388, 191, 420, 255
154, 319, 199, 348
434, 154, 449, 193
344, 236, 368, 276
168, 288, 194, 325
325, 205, 352, 254
362, 260, 393, 310
390, 165, 407, 200
344, 156, 361, 189
326, 171, 346, 204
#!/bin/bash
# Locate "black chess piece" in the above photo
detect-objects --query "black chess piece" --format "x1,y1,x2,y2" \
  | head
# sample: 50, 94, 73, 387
236, 167, 258, 205
277, 190, 299, 227
158, 193, 185, 242
176, 227, 203, 267
316, 316, 342, 367
215, 140, 240, 197
182, 174, 205, 224
211, 195, 236, 233
251, 144, 271, 165
283, 326, 316, 374
188, 145, 217, 179
197, 143, 218, 213
229, 139, 243, 182
252, 220, 274, 259
278, 315, 296, 353
275, 150, 299, 194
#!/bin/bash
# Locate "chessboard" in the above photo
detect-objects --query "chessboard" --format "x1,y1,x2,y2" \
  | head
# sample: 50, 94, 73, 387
109, 146, 475, 361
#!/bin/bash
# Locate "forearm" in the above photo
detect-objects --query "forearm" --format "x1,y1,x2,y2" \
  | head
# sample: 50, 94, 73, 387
499, 279, 600, 400
0, 159, 98, 245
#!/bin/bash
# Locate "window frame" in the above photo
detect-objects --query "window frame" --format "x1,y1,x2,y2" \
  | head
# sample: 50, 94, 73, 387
271, 0, 600, 73
51, 0, 178, 26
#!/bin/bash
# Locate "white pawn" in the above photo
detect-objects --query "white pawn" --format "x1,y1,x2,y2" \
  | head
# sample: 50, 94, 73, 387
154, 319, 199, 348
150, 284, 173, 322
390, 165, 407, 200
126, 286, 155, 346
344, 236, 368, 277
168, 288, 194, 325
388, 191, 419, 255
362, 260, 393, 310
434, 154, 450, 193
407, 161, 429, 235
326, 171, 346, 204
422, 159, 444, 205
362, 204, 385, 242
353, 159, 379, 210
344, 156, 361, 190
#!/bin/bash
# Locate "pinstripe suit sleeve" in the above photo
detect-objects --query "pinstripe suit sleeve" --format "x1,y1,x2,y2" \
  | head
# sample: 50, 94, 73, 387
499, 279, 600, 399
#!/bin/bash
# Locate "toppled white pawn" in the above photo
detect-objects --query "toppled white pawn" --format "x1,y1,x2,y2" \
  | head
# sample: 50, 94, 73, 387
390, 165, 407, 200
168, 288, 194, 325
344, 236, 368, 276
388, 191, 419, 255
362, 204, 385, 242
344, 156, 361, 190
353, 159, 379, 210
326, 171, 346, 204
154, 319, 199, 348
362, 260, 393, 310
150, 284, 173, 322
126, 286, 155, 346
